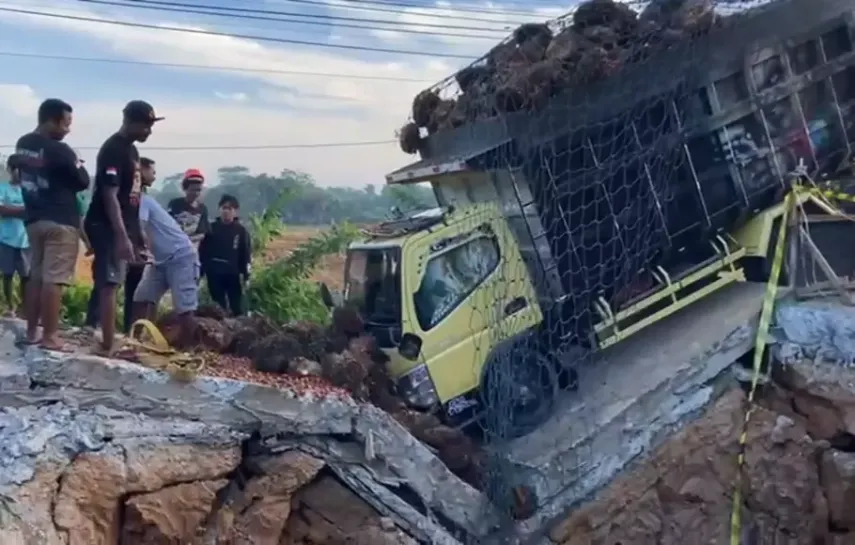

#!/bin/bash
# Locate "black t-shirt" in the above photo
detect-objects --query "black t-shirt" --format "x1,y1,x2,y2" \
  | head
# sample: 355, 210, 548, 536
86, 132, 141, 238
167, 198, 209, 237
13, 132, 90, 227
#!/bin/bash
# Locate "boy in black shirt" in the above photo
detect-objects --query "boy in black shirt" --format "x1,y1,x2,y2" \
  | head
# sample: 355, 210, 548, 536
85, 100, 163, 355
168, 169, 209, 244
199, 194, 251, 316
14, 98, 90, 350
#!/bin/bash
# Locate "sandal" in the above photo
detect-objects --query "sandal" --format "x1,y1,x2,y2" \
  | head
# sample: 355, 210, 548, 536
14, 336, 41, 348
91, 341, 126, 358
38, 343, 76, 354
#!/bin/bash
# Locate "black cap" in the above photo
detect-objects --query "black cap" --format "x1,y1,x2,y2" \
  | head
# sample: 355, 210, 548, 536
122, 100, 164, 124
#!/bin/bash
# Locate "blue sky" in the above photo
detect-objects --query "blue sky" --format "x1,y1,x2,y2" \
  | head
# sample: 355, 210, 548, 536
0, 0, 567, 187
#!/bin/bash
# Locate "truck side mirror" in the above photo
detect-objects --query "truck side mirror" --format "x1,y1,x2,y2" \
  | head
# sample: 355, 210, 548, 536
399, 333, 423, 360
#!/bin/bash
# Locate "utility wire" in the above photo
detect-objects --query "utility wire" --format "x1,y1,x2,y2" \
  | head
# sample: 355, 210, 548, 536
0, 51, 435, 81
220, 0, 543, 19
0, 140, 398, 150
75, 0, 502, 39
0, 6, 476, 58
76, 0, 511, 32
117, 0, 522, 26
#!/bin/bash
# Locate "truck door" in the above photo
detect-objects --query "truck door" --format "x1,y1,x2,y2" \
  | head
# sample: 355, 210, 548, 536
405, 219, 542, 405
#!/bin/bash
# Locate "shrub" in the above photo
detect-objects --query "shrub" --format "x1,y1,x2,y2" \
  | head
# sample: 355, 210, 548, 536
61, 283, 92, 327
246, 222, 358, 324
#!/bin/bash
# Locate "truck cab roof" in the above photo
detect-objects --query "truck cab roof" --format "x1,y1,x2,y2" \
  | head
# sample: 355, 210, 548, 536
354, 203, 504, 248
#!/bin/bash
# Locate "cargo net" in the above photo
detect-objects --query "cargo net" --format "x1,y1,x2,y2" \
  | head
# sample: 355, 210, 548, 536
396, 0, 855, 537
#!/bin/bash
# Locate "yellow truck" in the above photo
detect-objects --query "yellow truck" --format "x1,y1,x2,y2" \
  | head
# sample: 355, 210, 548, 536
323, 0, 855, 437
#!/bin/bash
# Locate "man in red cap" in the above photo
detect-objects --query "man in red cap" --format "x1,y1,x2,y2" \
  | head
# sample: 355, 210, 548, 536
167, 168, 209, 246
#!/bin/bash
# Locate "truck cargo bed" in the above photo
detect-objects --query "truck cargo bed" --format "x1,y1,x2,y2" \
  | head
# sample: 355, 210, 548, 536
398, 0, 855, 337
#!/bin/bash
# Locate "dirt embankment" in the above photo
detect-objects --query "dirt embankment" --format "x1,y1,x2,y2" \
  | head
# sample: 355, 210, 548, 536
548, 361, 855, 544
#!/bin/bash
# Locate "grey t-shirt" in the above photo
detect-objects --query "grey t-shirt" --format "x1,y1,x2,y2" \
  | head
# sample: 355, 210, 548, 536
139, 194, 195, 265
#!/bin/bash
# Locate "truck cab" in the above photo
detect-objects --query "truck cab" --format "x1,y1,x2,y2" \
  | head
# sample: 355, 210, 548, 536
341, 202, 546, 429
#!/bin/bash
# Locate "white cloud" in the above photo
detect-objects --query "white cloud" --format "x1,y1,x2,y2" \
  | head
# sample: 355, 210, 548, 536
0, 0, 567, 187
0, 84, 41, 117
213, 91, 248, 102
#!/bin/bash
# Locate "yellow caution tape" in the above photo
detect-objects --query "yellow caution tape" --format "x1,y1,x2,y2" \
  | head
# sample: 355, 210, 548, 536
811, 181, 855, 203
729, 188, 795, 543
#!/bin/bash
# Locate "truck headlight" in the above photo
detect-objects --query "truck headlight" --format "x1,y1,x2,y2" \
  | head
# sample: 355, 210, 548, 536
396, 364, 438, 409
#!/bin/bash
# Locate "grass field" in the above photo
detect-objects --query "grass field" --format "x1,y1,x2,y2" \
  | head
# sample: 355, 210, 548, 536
74, 226, 347, 289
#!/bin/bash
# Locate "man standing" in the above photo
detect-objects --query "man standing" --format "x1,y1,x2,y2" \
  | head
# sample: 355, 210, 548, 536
133, 172, 198, 346
85, 100, 163, 356
14, 98, 89, 350
168, 169, 209, 244
0, 156, 29, 315
84, 157, 154, 333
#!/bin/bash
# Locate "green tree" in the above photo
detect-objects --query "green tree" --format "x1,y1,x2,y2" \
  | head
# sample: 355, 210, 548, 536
148, 165, 437, 225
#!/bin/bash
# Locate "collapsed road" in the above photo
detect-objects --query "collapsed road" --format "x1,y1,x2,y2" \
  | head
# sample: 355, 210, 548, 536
4, 280, 855, 544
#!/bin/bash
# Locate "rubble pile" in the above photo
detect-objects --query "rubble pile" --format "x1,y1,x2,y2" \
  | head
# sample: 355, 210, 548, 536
154, 307, 486, 489
399, 0, 720, 154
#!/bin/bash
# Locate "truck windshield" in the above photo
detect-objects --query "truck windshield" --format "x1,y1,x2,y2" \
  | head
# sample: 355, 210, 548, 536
344, 247, 401, 326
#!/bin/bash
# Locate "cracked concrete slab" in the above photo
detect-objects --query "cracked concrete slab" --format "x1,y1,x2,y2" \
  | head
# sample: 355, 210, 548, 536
0, 325, 486, 544
498, 281, 768, 538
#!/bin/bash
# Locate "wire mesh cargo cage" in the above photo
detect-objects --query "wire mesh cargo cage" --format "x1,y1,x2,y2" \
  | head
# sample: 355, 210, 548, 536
391, 0, 855, 329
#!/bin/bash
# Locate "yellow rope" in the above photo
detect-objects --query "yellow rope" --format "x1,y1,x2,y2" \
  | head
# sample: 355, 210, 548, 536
124, 319, 207, 381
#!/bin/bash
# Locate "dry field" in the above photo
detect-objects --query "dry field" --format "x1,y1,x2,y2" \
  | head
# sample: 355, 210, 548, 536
74, 226, 347, 289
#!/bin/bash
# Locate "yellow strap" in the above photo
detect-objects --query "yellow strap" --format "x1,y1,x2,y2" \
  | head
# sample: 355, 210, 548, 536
126, 319, 174, 355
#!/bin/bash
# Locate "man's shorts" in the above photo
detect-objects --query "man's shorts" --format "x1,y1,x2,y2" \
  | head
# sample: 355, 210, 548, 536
0, 243, 30, 278
133, 250, 200, 313
86, 223, 127, 286
26, 220, 78, 285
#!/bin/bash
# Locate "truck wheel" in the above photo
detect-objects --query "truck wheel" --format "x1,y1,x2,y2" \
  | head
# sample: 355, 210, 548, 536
480, 345, 559, 441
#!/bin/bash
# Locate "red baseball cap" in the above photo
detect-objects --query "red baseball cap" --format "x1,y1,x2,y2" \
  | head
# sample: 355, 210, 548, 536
182, 168, 204, 183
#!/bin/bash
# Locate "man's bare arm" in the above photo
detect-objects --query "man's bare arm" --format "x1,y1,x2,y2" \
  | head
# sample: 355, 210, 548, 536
139, 223, 152, 262
103, 186, 127, 238
0, 204, 25, 218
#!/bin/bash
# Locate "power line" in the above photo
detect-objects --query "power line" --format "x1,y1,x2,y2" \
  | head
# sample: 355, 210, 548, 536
0, 7, 476, 58
0, 51, 435, 81
76, 0, 511, 32
119, 0, 521, 26
0, 140, 398, 150
271, 0, 543, 18
75, 0, 502, 39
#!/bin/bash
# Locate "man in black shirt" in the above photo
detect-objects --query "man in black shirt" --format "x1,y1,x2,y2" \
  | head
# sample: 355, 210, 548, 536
83, 156, 156, 334
14, 98, 89, 350
85, 100, 163, 355
167, 168, 209, 244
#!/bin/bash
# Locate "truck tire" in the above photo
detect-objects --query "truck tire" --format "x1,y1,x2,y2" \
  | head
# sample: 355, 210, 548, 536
480, 341, 559, 441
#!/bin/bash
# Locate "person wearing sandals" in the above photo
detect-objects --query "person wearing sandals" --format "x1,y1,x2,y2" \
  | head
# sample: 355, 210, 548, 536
85, 100, 163, 356
15, 99, 90, 352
